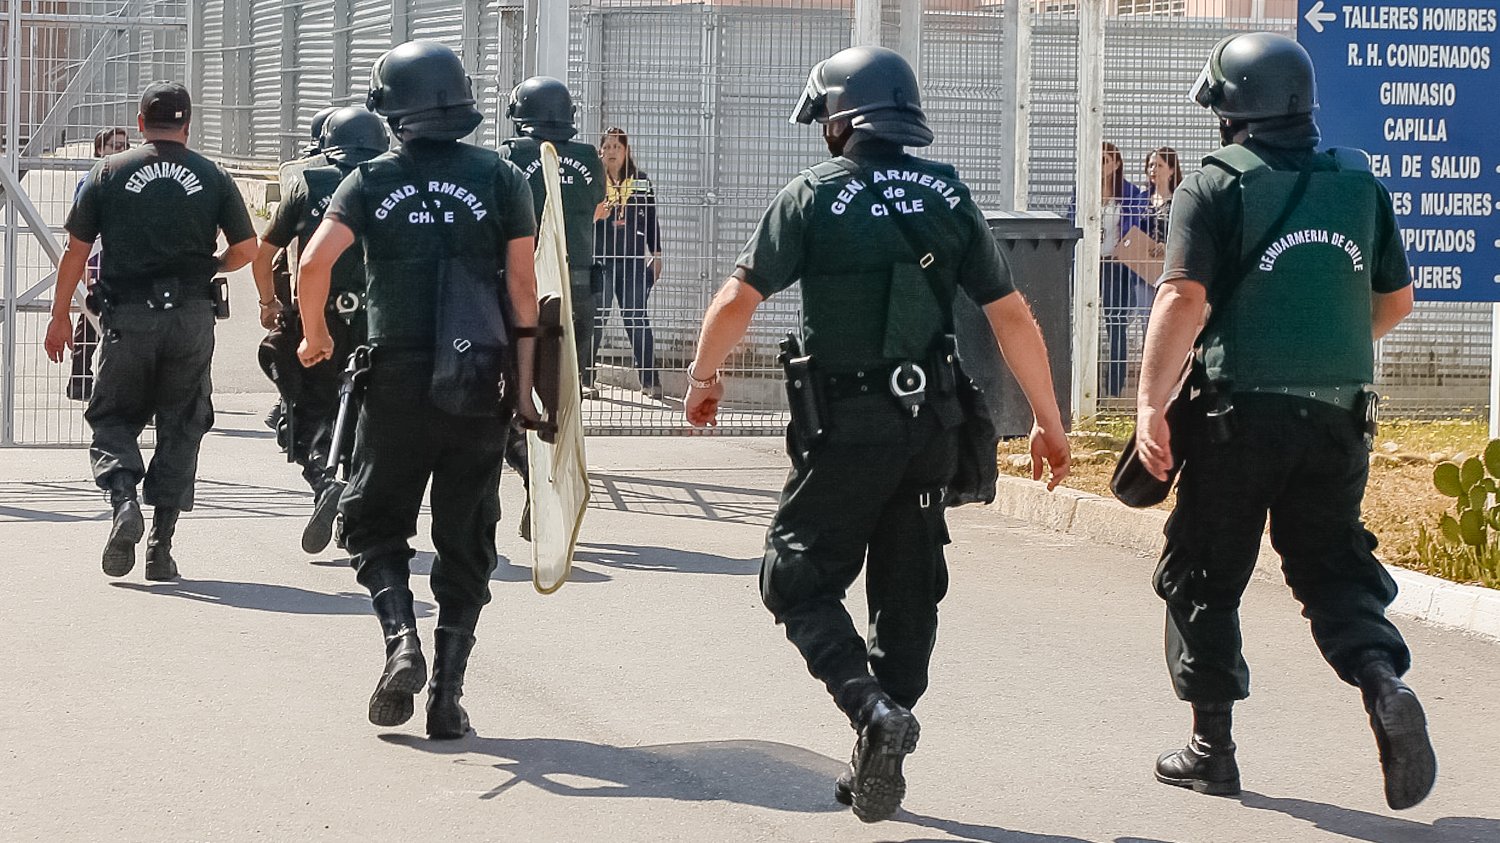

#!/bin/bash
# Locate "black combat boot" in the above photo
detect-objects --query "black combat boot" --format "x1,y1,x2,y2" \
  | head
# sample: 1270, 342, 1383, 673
367, 586, 426, 727
1355, 652, 1437, 810
518, 499, 532, 543
302, 477, 343, 554
101, 478, 145, 577
1155, 701, 1241, 796
143, 507, 181, 581
425, 627, 477, 740
834, 677, 920, 823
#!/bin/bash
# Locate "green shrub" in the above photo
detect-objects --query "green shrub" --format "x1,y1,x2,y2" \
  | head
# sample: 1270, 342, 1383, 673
1421, 440, 1500, 588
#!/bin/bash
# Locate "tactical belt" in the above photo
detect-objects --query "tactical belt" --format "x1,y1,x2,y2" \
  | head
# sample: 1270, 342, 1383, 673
1238, 384, 1362, 412
96, 279, 214, 308
823, 360, 951, 418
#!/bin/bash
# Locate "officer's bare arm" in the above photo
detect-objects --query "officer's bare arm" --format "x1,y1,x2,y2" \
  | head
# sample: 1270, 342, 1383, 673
1372, 286, 1414, 340
250, 241, 282, 306
984, 290, 1071, 487
1137, 279, 1207, 414
219, 236, 258, 274
42, 235, 96, 361
689, 272, 764, 375
505, 236, 541, 420
296, 219, 355, 364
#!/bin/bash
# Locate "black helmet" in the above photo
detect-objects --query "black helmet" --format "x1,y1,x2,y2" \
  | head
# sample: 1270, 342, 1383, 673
366, 41, 482, 140
309, 106, 340, 145
320, 106, 389, 165
506, 76, 578, 142
1191, 32, 1317, 121
791, 46, 932, 148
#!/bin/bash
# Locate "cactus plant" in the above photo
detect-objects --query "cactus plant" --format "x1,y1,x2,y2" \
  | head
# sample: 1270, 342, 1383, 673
1428, 441, 1500, 584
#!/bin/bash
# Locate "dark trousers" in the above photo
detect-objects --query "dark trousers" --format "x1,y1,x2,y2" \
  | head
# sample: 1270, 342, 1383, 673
339, 350, 509, 609
86, 301, 215, 510
288, 312, 361, 489
1156, 394, 1410, 702
1101, 261, 1151, 398
761, 401, 956, 711
595, 257, 657, 389
569, 267, 597, 388
68, 315, 100, 401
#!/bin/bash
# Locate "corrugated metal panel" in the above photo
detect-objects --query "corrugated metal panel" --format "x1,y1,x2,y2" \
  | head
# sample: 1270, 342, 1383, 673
249, 0, 283, 161
409, 0, 465, 45
349, 0, 394, 103
294, 0, 337, 127
197, 0, 228, 156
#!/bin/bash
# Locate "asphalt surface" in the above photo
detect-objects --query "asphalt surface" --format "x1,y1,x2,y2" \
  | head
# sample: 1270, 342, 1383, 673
3, 388, 1499, 842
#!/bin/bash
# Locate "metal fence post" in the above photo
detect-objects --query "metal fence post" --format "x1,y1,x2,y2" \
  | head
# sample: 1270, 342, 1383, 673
333, 0, 353, 104
3, 0, 19, 445
1008, 0, 1031, 212
281, 1, 299, 161
897, 0, 921, 70
853, 0, 880, 47
392, 0, 410, 44
1073, 0, 1104, 422
533, 0, 568, 82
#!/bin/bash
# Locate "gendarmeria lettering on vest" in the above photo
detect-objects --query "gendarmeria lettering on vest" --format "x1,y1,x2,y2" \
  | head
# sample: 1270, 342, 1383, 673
830, 169, 963, 217
427, 181, 488, 220
123, 162, 203, 195
1258, 228, 1366, 273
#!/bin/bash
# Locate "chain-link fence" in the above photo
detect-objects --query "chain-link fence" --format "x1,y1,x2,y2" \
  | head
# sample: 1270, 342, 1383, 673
1, 0, 185, 445
3, 0, 1490, 446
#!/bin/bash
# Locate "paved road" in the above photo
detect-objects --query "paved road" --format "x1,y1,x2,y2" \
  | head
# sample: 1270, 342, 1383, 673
3, 394, 1498, 842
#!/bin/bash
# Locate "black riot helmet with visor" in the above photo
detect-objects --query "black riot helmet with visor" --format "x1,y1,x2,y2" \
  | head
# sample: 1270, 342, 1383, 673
1190, 32, 1318, 122
320, 106, 390, 166
506, 76, 578, 142
366, 40, 483, 142
791, 46, 933, 149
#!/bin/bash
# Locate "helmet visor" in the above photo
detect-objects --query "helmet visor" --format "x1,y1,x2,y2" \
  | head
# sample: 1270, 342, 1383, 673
790, 62, 828, 125
1189, 60, 1219, 109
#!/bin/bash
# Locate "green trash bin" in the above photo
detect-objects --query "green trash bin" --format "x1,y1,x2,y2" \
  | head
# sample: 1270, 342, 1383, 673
952, 211, 1081, 438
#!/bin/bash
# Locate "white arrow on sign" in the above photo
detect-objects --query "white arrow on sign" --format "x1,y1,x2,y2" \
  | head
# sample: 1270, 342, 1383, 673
1305, 0, 1338, 33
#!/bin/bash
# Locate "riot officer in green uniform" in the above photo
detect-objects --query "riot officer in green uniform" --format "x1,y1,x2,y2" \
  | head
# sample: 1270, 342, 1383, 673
264, 106, 340, 435
296, 41, 539, 740
498, 76, 607, 540
252, 106, 389, 553
1134, 33, 1433, 809
684, 47, 1070, 822
44, 81, 258, 580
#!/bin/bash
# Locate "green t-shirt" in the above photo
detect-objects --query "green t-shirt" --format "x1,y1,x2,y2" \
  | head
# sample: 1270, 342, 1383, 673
500, 136, 606, 269
66, 140, 255, 291
737, 149, 1014, 369
264, 163, 367, 297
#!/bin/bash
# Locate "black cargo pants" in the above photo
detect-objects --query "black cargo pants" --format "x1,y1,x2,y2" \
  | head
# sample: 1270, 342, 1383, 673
1156, 393, 1410, 702
339, 350, 509, 608
288, 308, 363, 489
85, 300, 215, 510
762, 396, 956, 711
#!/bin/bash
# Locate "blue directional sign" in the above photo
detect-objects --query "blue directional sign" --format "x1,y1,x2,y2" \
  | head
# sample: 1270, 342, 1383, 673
1299, 0, 1500, 302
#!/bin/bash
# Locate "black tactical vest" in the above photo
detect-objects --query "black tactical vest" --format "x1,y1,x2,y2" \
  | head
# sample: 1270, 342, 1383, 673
500, 136, 603, 268
355, 144, 507, 347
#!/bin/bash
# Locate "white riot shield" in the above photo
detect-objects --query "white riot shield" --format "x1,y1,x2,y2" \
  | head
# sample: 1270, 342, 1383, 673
527, 142, 590, 594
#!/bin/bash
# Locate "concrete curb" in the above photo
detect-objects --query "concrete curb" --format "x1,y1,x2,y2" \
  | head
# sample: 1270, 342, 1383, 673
990, 475, 1500, 644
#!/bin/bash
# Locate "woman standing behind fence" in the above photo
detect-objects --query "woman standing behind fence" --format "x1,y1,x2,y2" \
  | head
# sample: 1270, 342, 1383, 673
1144, 146, 1182, 255
593, 127, 664, 400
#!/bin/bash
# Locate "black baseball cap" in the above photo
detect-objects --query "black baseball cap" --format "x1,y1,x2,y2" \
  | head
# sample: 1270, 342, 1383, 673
140, 81, 191, 128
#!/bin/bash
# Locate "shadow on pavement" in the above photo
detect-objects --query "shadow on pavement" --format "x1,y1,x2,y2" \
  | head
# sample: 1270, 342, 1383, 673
574, 542, 758, 576
385, 735, 847, 812
896, 811, 1093, 843
589, 471, 779, 527
111, 578, 433, 617
406, 550, 613, 585
1241, 792, 1500, 843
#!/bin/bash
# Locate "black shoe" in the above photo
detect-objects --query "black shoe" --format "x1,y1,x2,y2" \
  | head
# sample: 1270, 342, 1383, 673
102, 498, 145, 577
518, 500, 532, 543
264, 402, 283, 430
849, 695, 920, 823
1155, 737, 1241, 796
369, 631, 426, 727
1154, 702, 1241, 796
834, 765, 854, 807
143, 507, 181, 582
302, 480, 343, 554
1358, 656, 1437, 810
368, 586, 425, 727
426, 627, 477, 740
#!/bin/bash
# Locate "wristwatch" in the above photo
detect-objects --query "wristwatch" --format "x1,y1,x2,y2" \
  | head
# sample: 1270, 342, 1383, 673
686, 364, 721, 390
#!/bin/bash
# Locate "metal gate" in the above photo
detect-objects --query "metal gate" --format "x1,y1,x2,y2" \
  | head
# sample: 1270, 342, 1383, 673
0, 1, 186, 445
